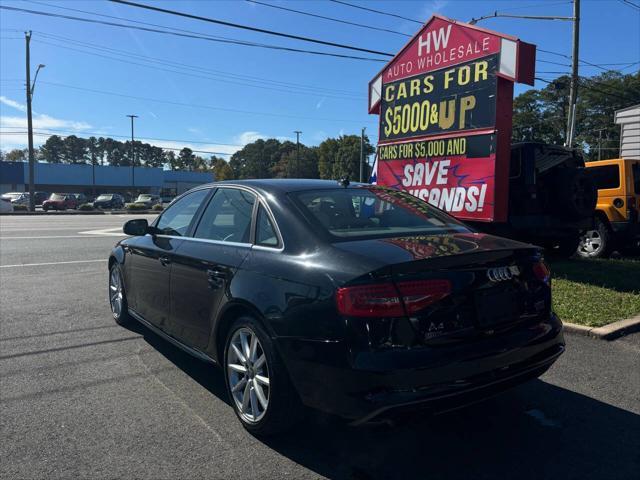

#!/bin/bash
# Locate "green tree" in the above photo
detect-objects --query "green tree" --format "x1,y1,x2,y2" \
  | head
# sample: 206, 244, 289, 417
512, 71, 640, 160
62, 135, 88, 164
229, 138, 287, 179
272, 146, 319, 178
316, 135, 374, 181
86, 136, 101, 165
4, 148, 28, 162
210, 156, 234, 180
177, 147, 196, 171
317, 138, 339, 179
39, 135, 65, 163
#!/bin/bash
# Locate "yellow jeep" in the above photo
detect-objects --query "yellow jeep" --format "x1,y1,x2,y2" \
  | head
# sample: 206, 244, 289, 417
578, 158, 640, 257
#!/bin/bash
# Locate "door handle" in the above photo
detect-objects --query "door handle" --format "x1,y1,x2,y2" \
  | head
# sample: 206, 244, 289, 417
207, 268, 226, 289
159, 256, 171, 266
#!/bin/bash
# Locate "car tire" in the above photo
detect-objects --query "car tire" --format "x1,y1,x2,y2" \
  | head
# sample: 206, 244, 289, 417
109, 264, 132, 326
224, 316, 303, 436
577, 218, 612, 258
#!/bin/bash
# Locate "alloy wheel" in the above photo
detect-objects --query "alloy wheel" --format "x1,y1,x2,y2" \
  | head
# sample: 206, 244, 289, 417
227, 327, 270, 423
109, 268, 124, 318
578, 228, 603, 255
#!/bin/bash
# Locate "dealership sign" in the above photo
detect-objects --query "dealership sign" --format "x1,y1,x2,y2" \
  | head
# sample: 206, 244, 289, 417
369, 15, 535, 222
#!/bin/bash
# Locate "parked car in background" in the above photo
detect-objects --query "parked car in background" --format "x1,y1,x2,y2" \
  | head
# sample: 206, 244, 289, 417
34, 191, 50, 206
43, 193, 78, 211
134, 194, 162, 208
578, 158, 640, 257
108, 180, 564, 435
72, 193, 89, 205
93, 193, 125, 210
1, 192, 30, 206
0, 196, 14, 213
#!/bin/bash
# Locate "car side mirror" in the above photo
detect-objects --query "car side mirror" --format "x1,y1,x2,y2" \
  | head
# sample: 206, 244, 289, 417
123, 218, 149, 236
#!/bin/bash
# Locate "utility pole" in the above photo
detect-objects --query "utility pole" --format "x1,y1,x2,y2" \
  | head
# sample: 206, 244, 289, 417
359, 127, 366, 182
469, 3, 578, 146
25, 31, 34, 212
126, 114, 138, 192
24, 32, 45, 213
566, 0, 580, 147
294, 130, 302, 178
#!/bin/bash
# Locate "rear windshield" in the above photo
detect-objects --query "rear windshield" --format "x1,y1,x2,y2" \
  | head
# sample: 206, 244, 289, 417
590, 165, 620, 189
97, 195, 113, 200
292, 187, 471, 239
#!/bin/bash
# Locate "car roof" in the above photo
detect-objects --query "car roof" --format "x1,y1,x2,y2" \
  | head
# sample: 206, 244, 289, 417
206, 178, 369, 194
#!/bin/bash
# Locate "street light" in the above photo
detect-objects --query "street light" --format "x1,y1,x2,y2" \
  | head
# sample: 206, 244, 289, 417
25, 29, 45, 212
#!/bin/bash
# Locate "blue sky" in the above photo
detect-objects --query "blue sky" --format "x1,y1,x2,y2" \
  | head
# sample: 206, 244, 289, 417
1, 0, 639, 158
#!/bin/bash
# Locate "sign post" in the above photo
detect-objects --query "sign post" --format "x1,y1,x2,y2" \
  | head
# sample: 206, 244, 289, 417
369, 15, 535, 223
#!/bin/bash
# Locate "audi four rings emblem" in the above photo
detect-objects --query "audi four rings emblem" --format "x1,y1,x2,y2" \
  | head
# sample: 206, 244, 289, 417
486, 265, 520, 282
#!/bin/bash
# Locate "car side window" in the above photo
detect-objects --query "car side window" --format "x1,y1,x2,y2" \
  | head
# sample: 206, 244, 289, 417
194, 188, 255, 243
632, 163, 640, 194
156, 189, 209, 237
255, 204, 279, 247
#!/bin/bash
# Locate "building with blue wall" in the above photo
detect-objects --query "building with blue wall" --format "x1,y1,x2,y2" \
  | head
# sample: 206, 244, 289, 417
0, 161, 214, 197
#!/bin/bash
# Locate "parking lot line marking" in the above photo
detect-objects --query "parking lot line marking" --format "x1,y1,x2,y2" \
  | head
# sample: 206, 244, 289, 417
0, 259, 105, 268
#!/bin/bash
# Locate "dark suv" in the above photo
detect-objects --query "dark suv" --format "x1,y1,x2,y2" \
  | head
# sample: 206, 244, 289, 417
93, 194, 125, 209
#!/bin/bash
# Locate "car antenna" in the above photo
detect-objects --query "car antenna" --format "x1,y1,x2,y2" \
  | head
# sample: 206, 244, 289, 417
338, 176, 350, 188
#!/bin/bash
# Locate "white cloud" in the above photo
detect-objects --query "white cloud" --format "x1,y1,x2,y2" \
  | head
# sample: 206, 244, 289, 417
1, 115, 92, 131
0, 96, 27, 113
0, 96, 93, 151
234, 131, 266, 145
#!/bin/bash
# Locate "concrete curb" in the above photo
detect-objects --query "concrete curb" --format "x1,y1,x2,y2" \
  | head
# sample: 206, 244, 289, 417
563, 315, 640, 340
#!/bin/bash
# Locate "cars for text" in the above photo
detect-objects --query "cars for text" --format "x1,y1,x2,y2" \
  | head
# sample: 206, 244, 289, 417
108, 180, 565, 435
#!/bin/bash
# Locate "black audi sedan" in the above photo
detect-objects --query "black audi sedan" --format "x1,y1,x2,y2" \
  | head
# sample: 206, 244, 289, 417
108, 180, 564, 435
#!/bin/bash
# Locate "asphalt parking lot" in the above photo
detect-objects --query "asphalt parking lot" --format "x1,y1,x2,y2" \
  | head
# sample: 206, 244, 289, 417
1, 215, 639, 480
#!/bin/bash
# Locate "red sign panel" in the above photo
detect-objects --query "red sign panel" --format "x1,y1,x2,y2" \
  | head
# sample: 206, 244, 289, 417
376, 134, 497, 221
383, 16, 502, 83
369, 15, 535, 223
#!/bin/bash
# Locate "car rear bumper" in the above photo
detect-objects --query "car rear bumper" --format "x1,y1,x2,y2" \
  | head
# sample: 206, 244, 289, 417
277, 313, 564, 422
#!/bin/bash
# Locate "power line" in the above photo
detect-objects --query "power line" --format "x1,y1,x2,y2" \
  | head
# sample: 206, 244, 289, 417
109, 0, 394, 57
29, 30, 363, 97
25, 80, 378, 126
30, 37, 366, 101
0, 5, 386, 62
245, 0, 411, 37
618, 0, 640, 11
328, 0, 423, 24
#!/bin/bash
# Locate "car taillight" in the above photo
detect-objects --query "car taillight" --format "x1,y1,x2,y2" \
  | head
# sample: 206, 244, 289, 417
532, 260, 551, 285
336, 283, 403, 318
336, 279, 452, 318
396, 279, 452, 314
